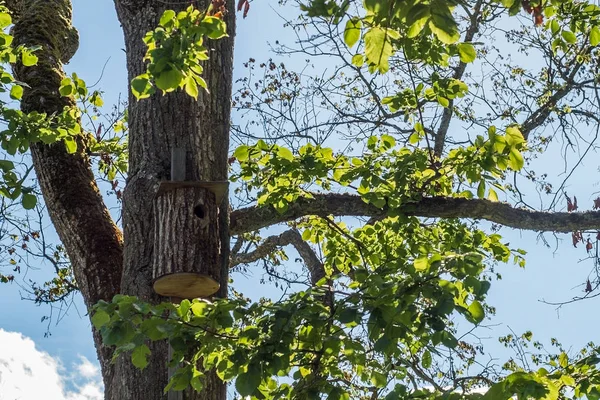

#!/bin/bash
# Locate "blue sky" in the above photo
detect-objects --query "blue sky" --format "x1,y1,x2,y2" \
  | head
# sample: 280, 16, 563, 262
1, 0, 599, 397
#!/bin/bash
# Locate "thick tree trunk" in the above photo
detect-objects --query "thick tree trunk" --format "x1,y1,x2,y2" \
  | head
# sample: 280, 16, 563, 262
8, 0, 124, 396
110, 0, 235, 398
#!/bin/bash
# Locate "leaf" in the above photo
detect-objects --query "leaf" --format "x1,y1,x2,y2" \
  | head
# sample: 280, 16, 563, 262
159, 10, 176, 26
190, 373, 204, 392
21, 51, 38, 67
0, 12, 11, 29
277, 147, 294, 161
414, 257, 429, 271
406, 4, 430, 38
429, 9, 460, 44
467, 300, 485, 324
21, 193, 36, 210
64, 137, 77, 154
505, 126, 524, 146
339, 307, 359, 325
10, 85, 23, 100
235, 364, 261, 396
132, 344, 151, 370
91, 310, 110, 328
234, 145, 250, 161
203, 16, 228, 39
592, 26, 600, 47
364, 27, 397, 74
437, 96, 449, 107
185, 76, 199, 99
191, 301, 209, 316
562, 30, 577, 44
457, 43, 476, 63
155, 68, 183, 92
559, 352, 568, 368
488, 188, 498, 202
131, 75, 153, 99
421, 350, 432, 368
351, 54, 364, 67
441, 332, 458, 348
59, 83, 73, 96
344, 18, 362, 48
508, 147, 524, 171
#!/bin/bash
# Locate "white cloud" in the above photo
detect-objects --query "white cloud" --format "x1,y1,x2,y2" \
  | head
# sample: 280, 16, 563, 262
0, 329, 103, 400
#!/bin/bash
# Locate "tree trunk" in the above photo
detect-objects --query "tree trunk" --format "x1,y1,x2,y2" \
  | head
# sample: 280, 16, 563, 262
9, 0, 235, 398
110, 0, 235, 399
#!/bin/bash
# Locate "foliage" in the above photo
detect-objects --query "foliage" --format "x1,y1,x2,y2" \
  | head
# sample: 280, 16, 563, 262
4, 0, 600, 398
130, 5, 228, 100
86, 0, 600, 398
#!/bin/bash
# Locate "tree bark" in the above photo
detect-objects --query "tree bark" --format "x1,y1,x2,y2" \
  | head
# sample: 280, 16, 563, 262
8, 0, 124, 395
110, 0, 235, 398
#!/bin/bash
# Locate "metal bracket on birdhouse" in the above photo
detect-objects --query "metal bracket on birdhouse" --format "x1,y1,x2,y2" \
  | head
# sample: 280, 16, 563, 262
155, 147, 229, 204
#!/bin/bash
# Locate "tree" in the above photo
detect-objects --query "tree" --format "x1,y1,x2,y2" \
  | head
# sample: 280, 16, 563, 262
3, 0, 600, 399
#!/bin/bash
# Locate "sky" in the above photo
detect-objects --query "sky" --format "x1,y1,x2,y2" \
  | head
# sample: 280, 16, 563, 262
1, 0, 600, 398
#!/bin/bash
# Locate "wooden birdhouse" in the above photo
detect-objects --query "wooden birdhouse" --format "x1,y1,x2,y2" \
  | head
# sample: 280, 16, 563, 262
152, 148, 228, 299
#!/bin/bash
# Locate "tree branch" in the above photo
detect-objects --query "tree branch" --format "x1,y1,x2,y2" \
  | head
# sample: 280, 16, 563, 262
230, 193, 600, 235
231, 229, 326, 283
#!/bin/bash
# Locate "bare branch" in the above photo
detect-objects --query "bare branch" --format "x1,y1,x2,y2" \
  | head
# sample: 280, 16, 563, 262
230, 229, 325, 283
230, 193, 600, 235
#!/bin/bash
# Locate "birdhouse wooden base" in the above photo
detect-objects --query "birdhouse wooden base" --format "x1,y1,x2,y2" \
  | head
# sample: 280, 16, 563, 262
153, 272, 220, 299
152, 186, 222, 299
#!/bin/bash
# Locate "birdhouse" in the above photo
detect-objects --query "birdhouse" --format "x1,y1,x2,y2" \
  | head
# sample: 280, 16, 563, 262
151, 148, 228, 299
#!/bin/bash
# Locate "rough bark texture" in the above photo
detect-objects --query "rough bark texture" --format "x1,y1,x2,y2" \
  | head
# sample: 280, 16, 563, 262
111, 0, 235, 398
9, 0, 124, 395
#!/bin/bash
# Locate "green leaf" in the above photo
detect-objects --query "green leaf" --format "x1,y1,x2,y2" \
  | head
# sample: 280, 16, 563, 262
64, 137, 77, 154
277, 147, 294, 161
59, 84, 74, 97
91, 310, 110, 328
592, 26, 600, 46
406, 4, 430, 38
467, 300, 485, 324
203, 16, 228, 40
428, 10, 460, 44
159, 10, 176, 26
21, 193, 36, 210
559, 352, 568, 368
131, 75, 153, 99
234, 145, 250, 161
185, 76, 199, 99
339, 307, 359, 325
0, 12, 11, 29
191, 301, 209, 316
421, 350, 432, 368
235, 364, 261, 396
364, 27, 397, 74
414, 257, 429, 271
132, 344, 151, 370
508, 147, 524, 171
441, 332, 458, 348
21, 51, 38, 67
457, 43, 476, 63
488, 188, 498, 202
344, 18, 362, 48
10, 85, 23, 100
351, 54, 364, 67
562, 30, 577, 44
437, 96, 449, 107
155, 68, 183, 92
190, 373, 204, 392
505, 126, 524, 146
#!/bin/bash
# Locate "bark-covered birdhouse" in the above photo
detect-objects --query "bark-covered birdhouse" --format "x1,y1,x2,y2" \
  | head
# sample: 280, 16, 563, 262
152, 148, 228, 299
